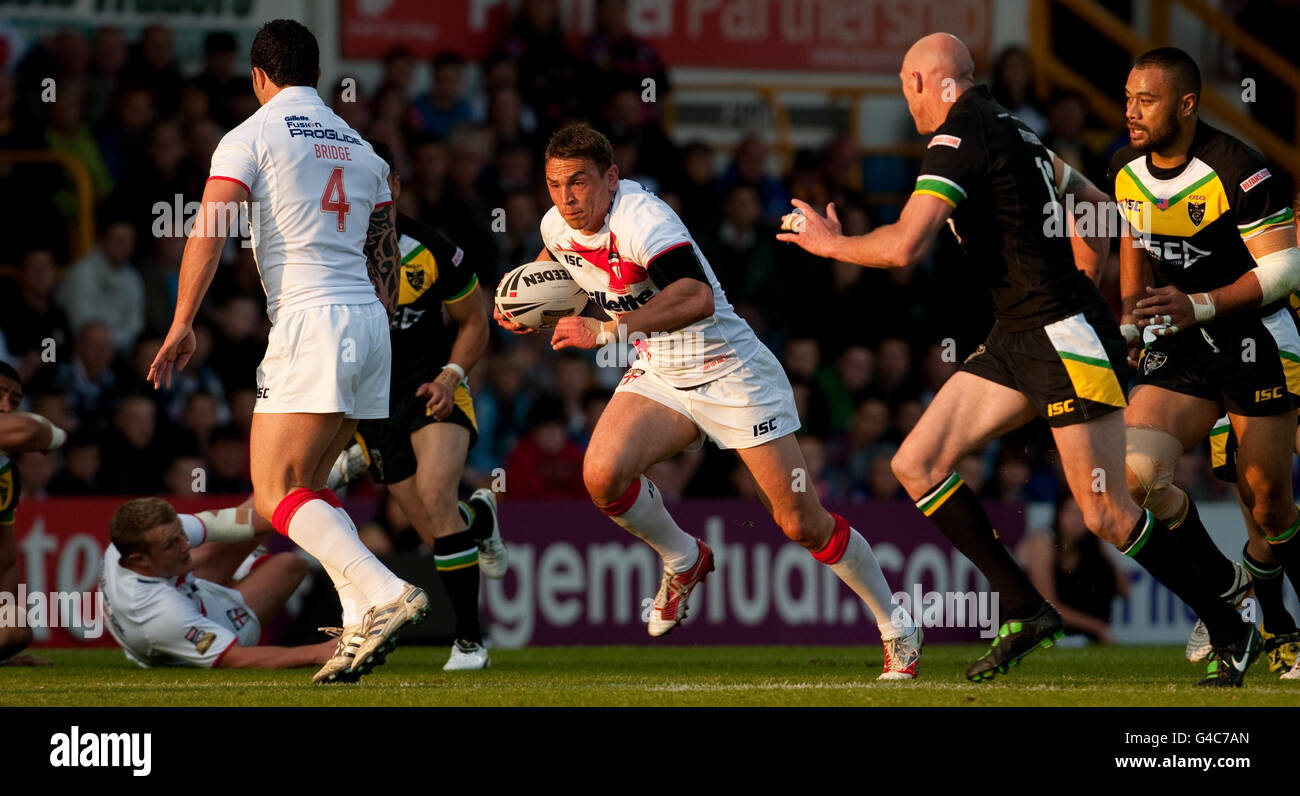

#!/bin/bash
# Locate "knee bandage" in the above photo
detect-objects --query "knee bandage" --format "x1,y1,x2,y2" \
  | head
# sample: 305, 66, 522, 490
1126, 427, 1187, 522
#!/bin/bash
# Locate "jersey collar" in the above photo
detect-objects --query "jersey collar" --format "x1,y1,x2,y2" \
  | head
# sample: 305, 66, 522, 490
264, 85, 320, 109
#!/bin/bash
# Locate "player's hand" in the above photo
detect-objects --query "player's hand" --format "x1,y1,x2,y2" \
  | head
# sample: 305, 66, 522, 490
776, 199, 842, 258
1120, 317, 1142, 370
148, 322, 196, 389
1134, 286, 1194, 335
416, 374, 456, 421
493, 304, 536, 335
551, 316, 601, 350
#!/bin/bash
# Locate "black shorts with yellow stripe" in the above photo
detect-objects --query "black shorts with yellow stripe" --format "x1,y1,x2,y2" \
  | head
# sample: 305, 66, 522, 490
959, 302, 1128, 427
1209, 301, 1300, 483
1136, 306, 1300, 419
355, 381, 478, 485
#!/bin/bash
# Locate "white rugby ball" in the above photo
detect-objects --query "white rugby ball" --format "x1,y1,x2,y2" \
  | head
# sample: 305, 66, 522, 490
495, 261, 588, 329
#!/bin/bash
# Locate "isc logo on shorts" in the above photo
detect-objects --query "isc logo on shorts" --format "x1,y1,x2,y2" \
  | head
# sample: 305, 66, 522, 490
1047, 399, 1075, 417
1255, 387, 1284, 402
256, 386, 270, 399
752, 417, 778, 436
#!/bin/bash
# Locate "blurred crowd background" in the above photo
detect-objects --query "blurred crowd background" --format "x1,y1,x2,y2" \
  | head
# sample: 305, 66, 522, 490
0, 1, 1292, 552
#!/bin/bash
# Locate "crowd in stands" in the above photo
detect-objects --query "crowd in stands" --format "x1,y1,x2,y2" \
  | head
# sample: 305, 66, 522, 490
0, 6, 1271, 541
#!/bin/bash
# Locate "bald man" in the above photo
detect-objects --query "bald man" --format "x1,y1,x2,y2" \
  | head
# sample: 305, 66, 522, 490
782, 33, 1261, 686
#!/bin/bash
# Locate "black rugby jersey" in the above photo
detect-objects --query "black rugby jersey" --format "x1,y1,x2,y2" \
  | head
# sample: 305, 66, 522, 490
391, 213, 479, 384
913, 85, 1098, 331
1108, 121, 1294, 312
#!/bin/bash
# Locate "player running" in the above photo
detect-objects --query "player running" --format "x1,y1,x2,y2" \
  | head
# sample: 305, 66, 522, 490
782, 33, 1260, 686
1111, 48, 1300, 684
148, 20, 427, 684
101, 496, 337, 669
349, 142, 507, 671
494, 124, 922, 679
0, 361, 65, 666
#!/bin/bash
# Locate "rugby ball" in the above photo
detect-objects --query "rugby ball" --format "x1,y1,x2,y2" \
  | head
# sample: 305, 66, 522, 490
494, 261, 589, 329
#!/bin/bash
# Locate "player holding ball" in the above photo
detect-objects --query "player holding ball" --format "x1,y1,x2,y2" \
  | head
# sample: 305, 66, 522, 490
494, 124, 923, 679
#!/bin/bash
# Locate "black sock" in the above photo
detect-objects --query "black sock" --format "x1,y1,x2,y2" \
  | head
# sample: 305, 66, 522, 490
1168, 497, 1236, 595
434, 529, 482, 644
915, 474, 1042, 619
1265, 510, 1300, 606
1243, 546, 1298, 635
1122, 511, 1242, 647
462, 498, 494, 542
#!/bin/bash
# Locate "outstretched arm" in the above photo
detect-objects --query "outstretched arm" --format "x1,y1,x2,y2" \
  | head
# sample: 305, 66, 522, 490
777, 193, 953, 269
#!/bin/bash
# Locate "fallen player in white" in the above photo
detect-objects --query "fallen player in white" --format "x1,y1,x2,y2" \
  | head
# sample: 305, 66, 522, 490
100, 496, 335, 668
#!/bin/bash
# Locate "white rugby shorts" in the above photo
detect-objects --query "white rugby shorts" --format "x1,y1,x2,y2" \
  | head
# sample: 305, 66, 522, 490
614, 343, 799, 450
254, 301, 390, 419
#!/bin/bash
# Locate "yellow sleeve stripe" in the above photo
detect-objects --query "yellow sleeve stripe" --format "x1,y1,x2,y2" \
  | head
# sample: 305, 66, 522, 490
444, 273, 480, 304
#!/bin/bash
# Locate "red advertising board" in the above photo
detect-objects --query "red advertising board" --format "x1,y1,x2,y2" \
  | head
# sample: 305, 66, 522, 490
340, 0, 992, 73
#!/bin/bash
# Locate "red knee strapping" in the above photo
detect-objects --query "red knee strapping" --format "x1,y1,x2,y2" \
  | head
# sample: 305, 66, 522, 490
316, 488, 342, 509
271, 488, 318, 537
597, 477, 642, 517
813, 513, 851, 564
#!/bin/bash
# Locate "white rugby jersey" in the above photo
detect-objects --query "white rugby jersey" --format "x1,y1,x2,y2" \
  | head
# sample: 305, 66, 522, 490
100, 515, 259, 668
540, 180, 761, 388
208, 85, 391, 321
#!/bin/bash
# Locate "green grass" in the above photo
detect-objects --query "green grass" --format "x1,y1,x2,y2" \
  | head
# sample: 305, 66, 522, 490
4, 646, 1299, 707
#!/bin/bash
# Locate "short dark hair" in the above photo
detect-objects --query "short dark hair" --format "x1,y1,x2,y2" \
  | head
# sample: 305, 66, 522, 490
250, 19, 319, 89
545, 124, 614, 173
110, 497, 178, 557
371, 140, 396, 172
1134, 46, 1201, 99
204, 31, 237, 56
0, 361, 19, 385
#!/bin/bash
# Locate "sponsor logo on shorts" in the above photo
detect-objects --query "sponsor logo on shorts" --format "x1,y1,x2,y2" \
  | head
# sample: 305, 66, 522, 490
1141, 350, 1167, 375
620, 368, 645, 386
185, 626, 216, 654
1187, 196, 1206, 226
752, 416, 779, 437
928, 134, 961, 149
1255, 386, 1284, 402
1047, 399, 1076, 417
1240, 168, 1271, 193
256, 386, 270, 399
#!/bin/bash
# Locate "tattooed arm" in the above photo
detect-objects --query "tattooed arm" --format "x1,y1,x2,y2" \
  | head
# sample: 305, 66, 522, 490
364, 204, 400, 316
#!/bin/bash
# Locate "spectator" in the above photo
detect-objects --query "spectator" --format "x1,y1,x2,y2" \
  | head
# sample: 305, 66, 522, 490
39, 321, 122, 429
676, 141, 721, 232
494, 0, 580, 127
581, 0, 671, 119
719, 135, 790, 221
815, 344, 873, 434
699, 184, 780, 320
412, 50, 475, 138
204, 295, 266, 392
86, 26, 128, 126
47, 429, 101, 495
56, 217, 144, 354
162, 453, 204, 497
46, 78, 113, 207
1018, 495, 1130, 643
96, 83, 156, 183
120, 23, 183, 117
0, 247, 70, 381
98, 393, 169, 494
503, 394, 587, 499
190, 31, 252, 129
1041, 90, 1104, 185
990, 45, 1049, 136
205, 423, 251, 494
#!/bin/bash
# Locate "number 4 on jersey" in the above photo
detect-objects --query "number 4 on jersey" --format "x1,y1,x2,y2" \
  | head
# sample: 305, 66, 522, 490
321, 166, 350, 231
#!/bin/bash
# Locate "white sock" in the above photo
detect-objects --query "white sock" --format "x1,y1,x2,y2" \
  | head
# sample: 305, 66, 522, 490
285, 498, 404, 606
830, 528, 913, 640
319, 560, 365, 627
604, 476, 699, 572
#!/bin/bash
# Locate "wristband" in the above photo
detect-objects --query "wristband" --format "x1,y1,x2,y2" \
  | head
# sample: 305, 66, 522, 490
192, 508, 255, 542
48, 425, 67, 450
442, 363, 466, 382
595, 320, 618, 346
1189, 292, 1216, 323
1119, 323, 1140, 345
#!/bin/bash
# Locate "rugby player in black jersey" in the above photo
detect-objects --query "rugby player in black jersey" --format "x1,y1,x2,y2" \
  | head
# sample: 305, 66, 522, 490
1111, 48, 1300, 683
0, 361, 66, 665
782, 33, 1261, 686
345, 143, 507, 673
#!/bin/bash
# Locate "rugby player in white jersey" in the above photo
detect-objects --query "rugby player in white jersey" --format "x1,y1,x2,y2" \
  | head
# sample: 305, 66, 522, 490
101, 497, 337, 669
148, 20, 427, 684
494, 125, 922, 678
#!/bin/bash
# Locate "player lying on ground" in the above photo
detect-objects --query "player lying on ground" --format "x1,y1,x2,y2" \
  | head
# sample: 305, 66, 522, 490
495, 124, 922, 679
781, 33, 1260, 686
1112, 48, 1300, 683
101, 497, 336, 668
147, 20, 427, 684
346, 141, 507, 671
0, 360, 66, 666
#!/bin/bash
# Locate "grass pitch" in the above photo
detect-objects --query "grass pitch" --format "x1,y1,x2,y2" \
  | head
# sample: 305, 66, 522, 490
3, 645, 1298, 707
